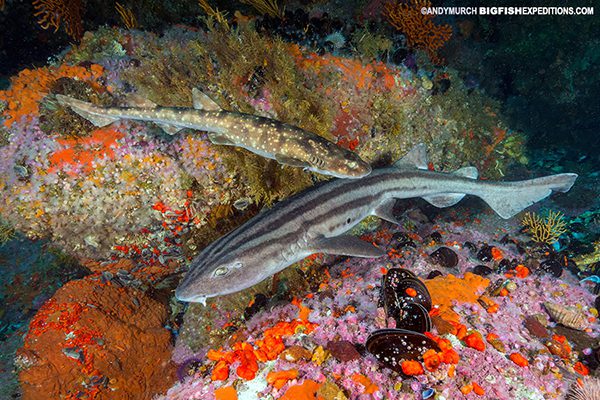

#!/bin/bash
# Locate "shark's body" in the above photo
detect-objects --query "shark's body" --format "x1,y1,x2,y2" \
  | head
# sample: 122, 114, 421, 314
55, 91, 371, 179
175, 145, 577, 303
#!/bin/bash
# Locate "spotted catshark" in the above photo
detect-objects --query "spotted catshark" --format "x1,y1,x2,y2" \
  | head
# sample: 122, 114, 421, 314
55, 90, 371, 179
175, 144, 577, 304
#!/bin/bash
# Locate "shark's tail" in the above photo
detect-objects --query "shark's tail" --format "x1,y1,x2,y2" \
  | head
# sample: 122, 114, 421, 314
478, 173, 578, 219
55, 94, 119, 127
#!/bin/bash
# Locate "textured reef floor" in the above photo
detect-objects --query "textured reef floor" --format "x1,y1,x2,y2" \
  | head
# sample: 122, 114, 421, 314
163, 196, 600, 400
0, 6, 599, 400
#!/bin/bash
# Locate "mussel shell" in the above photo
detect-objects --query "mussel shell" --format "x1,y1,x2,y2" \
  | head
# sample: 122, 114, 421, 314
396, 302, 432, 333
366, 328, 440, 373
378, 268, 416, 308
426, 270, 443, 279
382, 274, 432, 321
472, 265, 493, 276
463, 241, 478, 255
477, 245, 494, 262
540, 259, 563, 278
430, 247, 459, 268
393, 277, 433, 311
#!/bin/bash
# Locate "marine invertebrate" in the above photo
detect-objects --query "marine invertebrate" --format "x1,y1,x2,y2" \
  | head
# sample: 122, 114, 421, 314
384, 0, 452, 64
566, 376, 600, 400
544, 302, 589, 331
32, 0, 83, 40
18, 276, 176, 399
240, 0, 283, 18
0, 63, 104, 128
197, 0, 229, 28
0, 218, 15, 244
521, 210, 567, 244
115, 2, 137, 30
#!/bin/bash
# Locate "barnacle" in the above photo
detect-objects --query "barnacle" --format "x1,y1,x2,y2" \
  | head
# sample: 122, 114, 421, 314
521, 210, 567, 245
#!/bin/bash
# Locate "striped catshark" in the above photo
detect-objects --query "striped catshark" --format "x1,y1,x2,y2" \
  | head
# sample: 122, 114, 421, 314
55, 90, 371, 179
175, 144, 577, 304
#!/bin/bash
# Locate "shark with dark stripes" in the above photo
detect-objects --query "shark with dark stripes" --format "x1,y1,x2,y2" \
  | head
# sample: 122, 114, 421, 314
175, 144, 577, 304
55, 90, 371, 179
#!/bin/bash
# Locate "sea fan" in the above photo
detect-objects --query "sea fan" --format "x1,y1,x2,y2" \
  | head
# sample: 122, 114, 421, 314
566, 376, 600, 400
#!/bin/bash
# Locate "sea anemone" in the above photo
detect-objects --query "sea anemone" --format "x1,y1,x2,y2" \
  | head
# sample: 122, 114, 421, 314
566, 377, 600, 400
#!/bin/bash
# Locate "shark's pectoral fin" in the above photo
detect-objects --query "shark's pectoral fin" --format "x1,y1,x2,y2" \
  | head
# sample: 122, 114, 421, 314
314, 235, 386, 258
275, 155, 310, 168
156, 122, 183, 135
191, 88, 222, 111
422, 193, 465, 208
373, 199, 401, 225
208, 132, 236, 145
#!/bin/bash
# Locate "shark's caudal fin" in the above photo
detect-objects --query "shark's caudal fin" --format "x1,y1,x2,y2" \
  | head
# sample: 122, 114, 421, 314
479, 173, 578, 219
55, 94, 119, 127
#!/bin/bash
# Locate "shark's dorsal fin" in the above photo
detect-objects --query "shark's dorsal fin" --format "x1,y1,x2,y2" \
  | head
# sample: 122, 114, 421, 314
453, 166, 478, 179
394, 143, 428, 170
192, 88, 222, 111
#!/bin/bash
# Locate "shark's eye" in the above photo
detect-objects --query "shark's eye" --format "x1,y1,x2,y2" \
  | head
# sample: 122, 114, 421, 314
347, 161, 358, 169
214, 266, 228, 277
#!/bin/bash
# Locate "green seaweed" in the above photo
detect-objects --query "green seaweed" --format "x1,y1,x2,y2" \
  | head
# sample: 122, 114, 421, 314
0, 218, 15, 244
351, 27, 393, 62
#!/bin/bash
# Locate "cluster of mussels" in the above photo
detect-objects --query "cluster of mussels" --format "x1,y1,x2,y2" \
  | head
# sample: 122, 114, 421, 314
366, 268, 439, 373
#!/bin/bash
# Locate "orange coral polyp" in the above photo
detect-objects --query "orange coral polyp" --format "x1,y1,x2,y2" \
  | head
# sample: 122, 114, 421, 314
384, 0, 452, 64
0, 63, 104, 128
509, 352, 529, 367
464, 332, 486, 351
267, 369, 299, 389
401, 360, 424, 375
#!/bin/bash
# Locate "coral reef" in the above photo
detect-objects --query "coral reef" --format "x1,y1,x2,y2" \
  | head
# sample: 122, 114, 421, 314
166, 204, 597, 399
32, 0, 83, 40
17, 274, 176, 400
0, 24, 524, 260
384, 0, 452, 64
522, 210, 567, 245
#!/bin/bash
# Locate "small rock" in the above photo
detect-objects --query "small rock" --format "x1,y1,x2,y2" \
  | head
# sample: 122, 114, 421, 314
431, 315, 455, 336
326, 340, 361, 362
311, 345, 329, 366
317, 380, 348, 400
280, 345, 313, 362
524, 315, 550, 339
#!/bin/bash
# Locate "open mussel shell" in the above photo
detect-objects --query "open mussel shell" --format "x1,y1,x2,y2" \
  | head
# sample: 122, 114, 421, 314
378, 268, 416, 308
396, 303, 432, 333
366, 328, 440, 373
